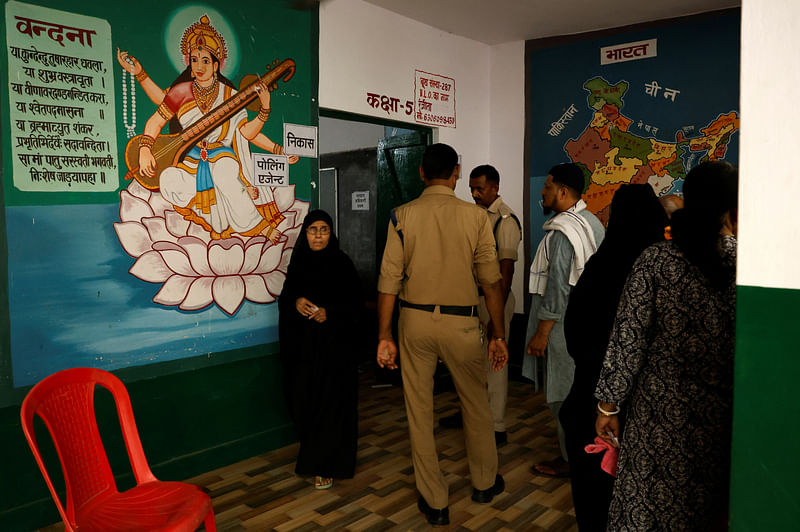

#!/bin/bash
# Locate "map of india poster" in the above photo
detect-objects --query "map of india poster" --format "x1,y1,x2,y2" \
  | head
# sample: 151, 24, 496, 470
526, 11, 739, 250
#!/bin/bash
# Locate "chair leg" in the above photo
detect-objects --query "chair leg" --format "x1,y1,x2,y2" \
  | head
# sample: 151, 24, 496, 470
202, 508, 217, 532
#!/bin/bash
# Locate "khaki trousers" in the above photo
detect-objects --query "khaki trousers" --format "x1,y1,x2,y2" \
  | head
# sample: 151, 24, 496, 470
399, 306, 498, 509
478, 293, 515, 432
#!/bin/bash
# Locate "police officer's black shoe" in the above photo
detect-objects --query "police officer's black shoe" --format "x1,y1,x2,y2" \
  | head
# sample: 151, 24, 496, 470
472, 474, 505, 503
417, 496, 449, 526
439, 411, 463, 429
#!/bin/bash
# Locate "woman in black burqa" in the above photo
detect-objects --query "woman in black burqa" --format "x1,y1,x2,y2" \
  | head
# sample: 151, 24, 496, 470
595, 162, 738, 531
278, 210, 361, 489
560, 184, 667, 531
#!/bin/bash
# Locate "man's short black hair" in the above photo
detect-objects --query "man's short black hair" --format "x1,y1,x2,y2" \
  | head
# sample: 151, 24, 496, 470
549, 163, 585, 196
469, 164, 499, 185
422, 143, 458, 180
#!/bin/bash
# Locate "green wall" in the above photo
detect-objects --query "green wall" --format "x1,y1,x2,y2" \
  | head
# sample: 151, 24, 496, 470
0, 0, 318, 529
730, 285, 800, 530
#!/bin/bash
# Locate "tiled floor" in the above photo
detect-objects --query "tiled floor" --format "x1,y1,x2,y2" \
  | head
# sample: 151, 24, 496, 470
41, 374, 577, 531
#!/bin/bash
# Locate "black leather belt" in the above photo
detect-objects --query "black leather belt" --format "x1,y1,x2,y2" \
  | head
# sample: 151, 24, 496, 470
399, 300, 477, 316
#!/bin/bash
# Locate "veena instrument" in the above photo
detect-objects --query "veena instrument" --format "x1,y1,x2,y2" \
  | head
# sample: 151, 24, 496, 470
123, 58, 296, 190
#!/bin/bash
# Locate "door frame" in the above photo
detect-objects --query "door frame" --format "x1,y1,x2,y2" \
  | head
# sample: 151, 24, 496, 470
319, 108, 434, 138
317, 166, 339, 234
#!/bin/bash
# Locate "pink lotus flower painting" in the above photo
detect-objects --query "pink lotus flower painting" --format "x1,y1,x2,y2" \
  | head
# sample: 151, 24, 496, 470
114, 180, 309, 315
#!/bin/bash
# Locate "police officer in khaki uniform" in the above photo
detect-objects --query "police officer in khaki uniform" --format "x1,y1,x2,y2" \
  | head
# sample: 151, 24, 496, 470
440, 165, 522, 445
376, 144, 509, 526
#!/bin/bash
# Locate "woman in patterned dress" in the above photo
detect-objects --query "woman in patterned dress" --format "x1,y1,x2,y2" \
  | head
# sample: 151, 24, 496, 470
595, 161, 738, 531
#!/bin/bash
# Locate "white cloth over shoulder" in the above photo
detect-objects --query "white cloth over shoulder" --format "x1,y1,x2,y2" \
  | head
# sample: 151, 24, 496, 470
529, 199, 598, 295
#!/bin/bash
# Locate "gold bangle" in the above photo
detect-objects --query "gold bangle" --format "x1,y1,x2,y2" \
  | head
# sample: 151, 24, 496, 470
139, 134, 156, 150
257, 107, 270, 121
156, 103, 174, 121
273, 143, 283, 155
135, 69, 148, 82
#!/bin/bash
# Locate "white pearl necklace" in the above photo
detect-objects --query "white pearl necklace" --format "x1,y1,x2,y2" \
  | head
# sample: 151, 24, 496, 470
121, 62, 136, 138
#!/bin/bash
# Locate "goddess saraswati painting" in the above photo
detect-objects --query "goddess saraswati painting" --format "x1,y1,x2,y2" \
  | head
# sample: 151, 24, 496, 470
114, 14, 309, 316
3, 1, 316, 387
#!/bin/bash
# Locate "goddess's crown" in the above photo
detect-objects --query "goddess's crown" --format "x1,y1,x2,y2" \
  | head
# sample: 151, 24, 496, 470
181, 15, 227, 65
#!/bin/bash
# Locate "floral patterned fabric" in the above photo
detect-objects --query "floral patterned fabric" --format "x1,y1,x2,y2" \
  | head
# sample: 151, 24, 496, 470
595, 236, 736, 531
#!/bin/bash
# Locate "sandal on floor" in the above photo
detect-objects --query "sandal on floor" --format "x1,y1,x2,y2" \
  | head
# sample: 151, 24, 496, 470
315, 476, 333, 490
531, 458, 570, 478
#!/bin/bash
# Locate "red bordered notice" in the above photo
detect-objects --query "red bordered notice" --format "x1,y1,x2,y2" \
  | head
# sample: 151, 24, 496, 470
414, 70, 456, 128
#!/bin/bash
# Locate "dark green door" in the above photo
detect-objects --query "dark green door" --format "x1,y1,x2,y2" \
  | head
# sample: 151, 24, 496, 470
376, 131, 429, 270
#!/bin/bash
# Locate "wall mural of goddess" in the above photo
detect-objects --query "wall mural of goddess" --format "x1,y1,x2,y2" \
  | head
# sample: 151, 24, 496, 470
113, 15, 309, 316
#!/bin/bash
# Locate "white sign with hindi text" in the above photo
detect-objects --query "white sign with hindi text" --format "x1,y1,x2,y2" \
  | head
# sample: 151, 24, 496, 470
351, 191, 369, 211
5, 0, 119, 192
600, 39, 657, 65
414, 69, 456, 128
252, 153, 289, 187
283, 123, 318, 158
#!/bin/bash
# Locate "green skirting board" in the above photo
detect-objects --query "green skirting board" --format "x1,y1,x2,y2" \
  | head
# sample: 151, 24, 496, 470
730, 285, 800, 530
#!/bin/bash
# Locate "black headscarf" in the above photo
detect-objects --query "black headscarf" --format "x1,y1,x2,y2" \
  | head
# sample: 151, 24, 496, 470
281, 210, 349, 311
671, 161, 738, 289
287, 209, 340, 268
602, 184, 668, 265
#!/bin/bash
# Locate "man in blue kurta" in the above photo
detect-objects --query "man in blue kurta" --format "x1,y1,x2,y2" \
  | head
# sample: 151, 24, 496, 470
523, 163, 605, 477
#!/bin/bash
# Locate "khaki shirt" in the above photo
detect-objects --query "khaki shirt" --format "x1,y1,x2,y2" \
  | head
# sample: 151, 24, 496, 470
486, 196, 521, 262
378, 185, 501, 306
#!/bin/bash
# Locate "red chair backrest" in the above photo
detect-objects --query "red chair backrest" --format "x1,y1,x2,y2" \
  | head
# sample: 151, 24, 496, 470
20, 368, 157, 529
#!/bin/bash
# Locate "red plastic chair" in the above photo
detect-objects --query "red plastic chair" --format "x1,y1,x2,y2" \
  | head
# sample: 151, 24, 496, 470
20, 367, 216, 532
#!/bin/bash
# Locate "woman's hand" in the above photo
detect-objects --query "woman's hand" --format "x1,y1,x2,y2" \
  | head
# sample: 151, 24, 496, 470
596, 408, 621, 448
309, 307, 327, 323
288, 155, 300, 164
295, 297, 318, 317
116, 48, 142, 75
255, 81, 271, 108
138, 147, 157, 178
239, 85, 270, 140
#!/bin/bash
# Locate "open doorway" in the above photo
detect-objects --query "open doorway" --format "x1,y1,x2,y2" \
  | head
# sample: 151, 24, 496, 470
317, 110, 432, 304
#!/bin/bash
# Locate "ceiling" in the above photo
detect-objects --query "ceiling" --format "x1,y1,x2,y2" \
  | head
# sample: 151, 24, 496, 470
361, 0, 740, 45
